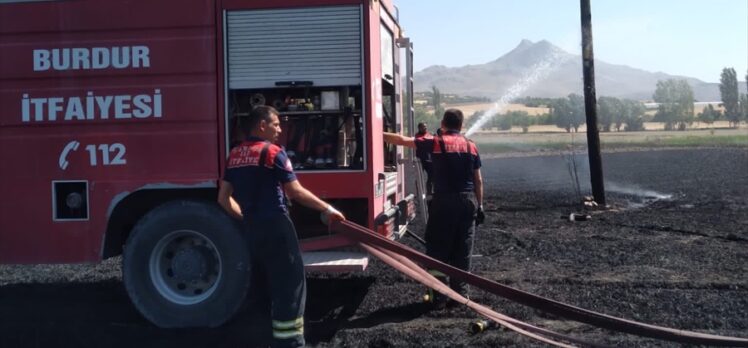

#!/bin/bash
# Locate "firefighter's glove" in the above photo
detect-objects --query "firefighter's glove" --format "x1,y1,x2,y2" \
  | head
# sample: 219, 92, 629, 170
475, 205, 485, 226
324, 204, 346, 224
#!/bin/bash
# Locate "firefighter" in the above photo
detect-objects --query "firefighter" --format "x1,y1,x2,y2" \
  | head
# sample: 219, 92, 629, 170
415, 122, 434, 196
218, 105, 345, 347
384, 109, 485, 307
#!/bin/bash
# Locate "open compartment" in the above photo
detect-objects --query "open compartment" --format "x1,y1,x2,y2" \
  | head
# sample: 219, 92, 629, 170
228, 85, 365, 171
224, 6, 368, 172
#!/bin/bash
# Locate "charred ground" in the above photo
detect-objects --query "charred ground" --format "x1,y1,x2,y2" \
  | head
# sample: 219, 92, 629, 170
1, 148, 746, 347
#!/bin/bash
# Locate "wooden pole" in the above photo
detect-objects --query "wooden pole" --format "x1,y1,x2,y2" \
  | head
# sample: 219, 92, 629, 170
580, 0, 606, 205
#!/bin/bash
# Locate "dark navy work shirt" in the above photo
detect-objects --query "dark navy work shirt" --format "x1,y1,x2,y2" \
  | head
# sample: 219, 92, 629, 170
414, 131, 433, 163
414, 130, 481, 193
223, 136, 297, 219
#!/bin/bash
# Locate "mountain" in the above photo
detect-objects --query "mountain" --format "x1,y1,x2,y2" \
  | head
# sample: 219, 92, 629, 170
414, 40, 746, 101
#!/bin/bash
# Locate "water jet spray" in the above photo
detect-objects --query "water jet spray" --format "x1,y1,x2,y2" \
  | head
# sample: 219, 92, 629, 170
465, 48, 571, 137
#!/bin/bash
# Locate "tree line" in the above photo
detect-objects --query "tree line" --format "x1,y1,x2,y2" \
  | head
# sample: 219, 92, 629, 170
460, 93, 646, 133
653, 68, 747, 129
415, 68, 747, 133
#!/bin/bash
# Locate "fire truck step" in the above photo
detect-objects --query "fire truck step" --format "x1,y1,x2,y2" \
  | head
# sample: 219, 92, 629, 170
302, 251, 369, 272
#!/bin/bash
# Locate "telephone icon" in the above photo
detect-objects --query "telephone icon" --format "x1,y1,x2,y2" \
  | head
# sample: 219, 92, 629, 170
59, 140, 80, 170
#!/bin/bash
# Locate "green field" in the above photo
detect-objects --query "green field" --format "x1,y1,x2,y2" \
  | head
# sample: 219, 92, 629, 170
472, 128, 748, 154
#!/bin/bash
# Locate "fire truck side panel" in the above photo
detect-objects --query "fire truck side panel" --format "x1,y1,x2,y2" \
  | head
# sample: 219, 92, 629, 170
379, 2, 407, 208
0, 0, 219, 263
219, 0, 362, 10
365, 0, 410, 232
364, 0, 385, 229
216, 0, 403, 231
216, 1, 378, 230
1, 0, 410, 264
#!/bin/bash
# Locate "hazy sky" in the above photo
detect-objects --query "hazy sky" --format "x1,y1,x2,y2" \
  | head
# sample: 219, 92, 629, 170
395, 0, 747, 83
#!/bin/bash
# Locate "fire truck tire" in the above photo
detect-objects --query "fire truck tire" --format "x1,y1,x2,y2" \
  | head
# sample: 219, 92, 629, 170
123, 200, 251, 328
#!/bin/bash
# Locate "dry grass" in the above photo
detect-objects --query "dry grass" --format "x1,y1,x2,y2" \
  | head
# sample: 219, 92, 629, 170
445, 102, 550, 117
470, 126, 748, 155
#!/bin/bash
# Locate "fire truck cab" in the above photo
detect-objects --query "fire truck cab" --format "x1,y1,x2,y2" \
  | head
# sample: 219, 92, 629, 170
0, 0, 416, 328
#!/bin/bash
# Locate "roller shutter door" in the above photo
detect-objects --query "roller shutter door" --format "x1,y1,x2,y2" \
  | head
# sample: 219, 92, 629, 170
226, 6, 363, 89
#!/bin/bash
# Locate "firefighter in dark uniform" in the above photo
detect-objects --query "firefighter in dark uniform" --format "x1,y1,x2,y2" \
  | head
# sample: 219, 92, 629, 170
384, 109, 485, 306
415, 122, 434, 196
218, 106, 345, 347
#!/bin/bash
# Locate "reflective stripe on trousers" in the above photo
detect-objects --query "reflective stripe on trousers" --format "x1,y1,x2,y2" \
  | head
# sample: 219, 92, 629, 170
272, 317, 304, 339
246, 214, 306, 348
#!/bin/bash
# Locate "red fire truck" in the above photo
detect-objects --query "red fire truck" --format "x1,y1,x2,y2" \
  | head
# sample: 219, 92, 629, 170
0, 0, 417, 328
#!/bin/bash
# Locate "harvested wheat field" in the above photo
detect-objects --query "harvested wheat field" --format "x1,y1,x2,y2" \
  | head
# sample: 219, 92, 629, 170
448, 103, 551, 117
1, 147, 747, 347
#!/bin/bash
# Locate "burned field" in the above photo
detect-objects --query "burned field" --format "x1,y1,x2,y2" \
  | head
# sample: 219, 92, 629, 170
318, 147, 748, 347
1, 148, 747, 347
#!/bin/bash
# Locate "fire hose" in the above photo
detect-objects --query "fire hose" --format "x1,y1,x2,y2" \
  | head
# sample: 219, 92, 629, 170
359, 242, 601, 347
332, 220, 748, 347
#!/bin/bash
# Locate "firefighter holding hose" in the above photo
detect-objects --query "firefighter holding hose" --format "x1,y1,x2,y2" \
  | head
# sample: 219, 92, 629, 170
218, 105, 345, 347
384, 108, 485, 307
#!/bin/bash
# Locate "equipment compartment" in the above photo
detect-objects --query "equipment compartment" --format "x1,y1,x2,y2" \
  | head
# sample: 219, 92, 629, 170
228, 86, 364, 171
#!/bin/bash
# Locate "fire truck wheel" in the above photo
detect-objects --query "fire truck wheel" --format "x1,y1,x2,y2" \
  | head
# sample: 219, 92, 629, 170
123, 200, 250, 328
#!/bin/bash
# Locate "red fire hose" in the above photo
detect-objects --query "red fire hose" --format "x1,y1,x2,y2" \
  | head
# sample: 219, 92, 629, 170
333, 220, 748, 347
360, 243, 605, 347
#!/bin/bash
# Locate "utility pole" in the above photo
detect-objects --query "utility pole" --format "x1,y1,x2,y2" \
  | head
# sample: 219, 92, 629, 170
580, 0, 606, 206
